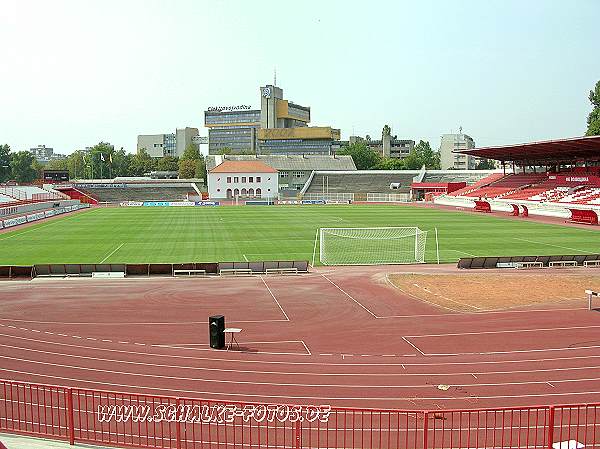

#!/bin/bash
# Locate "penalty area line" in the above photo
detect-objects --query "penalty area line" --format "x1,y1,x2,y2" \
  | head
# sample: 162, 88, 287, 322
99, 243, 124, 264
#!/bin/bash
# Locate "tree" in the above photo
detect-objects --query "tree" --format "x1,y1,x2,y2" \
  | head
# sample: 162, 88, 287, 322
401, 149, 424, 170
0, 144, 11, 182
10, 151, 38, 183
475, 158, 497, 170
67, 151, 86, 179
45, 158, 69, 171
337, 142, 382, 170
178, 159, 196, 179
157, 156, 179, 172
110, 148, 132, 178
129, 148, 156, 176
85, 142, 118, 179
374, 157, 405, 170
179, 143, 206, 180
586, 80, 600, 136
182, 144, 201, 160
413, 140, 440, 169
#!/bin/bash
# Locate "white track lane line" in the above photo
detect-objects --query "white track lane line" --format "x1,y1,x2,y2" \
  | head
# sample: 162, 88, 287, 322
2, 351, 596, 388
3, 331, 600, 367
7, 342, 595, 377
2, 367, 600, 402
406, 324, 600, 338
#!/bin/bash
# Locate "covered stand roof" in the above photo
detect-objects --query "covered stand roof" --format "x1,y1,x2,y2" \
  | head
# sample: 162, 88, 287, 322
455, 135, 600, 164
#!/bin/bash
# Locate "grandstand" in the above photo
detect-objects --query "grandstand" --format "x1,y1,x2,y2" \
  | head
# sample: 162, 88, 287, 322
79, 186, 193, 203
54, 180, 201, 204
436, 135, 600, 222
304, 171, 419, 194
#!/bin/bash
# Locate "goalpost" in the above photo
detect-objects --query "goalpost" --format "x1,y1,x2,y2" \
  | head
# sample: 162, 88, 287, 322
317, 227, 429, 265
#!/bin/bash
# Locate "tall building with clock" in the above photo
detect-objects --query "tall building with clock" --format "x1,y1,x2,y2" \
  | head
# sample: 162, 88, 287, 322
204, 84, 340, 156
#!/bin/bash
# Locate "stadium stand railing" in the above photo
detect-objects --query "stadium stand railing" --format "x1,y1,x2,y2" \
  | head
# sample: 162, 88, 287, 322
0, 379, 598, 449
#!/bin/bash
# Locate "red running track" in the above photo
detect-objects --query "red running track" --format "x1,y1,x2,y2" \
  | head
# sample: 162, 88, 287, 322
0, 264, 599, 411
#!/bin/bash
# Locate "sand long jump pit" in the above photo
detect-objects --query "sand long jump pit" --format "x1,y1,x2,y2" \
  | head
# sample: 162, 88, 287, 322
387, 271, 600, 312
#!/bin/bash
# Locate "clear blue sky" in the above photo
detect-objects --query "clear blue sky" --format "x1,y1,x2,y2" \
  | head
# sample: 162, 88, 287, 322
1, 0, 599, 155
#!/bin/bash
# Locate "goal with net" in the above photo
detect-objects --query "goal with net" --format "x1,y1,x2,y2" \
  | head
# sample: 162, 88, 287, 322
316, 227, 428, 265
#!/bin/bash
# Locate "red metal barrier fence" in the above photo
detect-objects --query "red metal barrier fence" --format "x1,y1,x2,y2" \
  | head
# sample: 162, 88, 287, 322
1, 379, 599, 448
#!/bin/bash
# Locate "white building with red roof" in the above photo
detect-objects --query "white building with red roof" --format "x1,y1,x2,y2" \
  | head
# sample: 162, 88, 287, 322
208, 160, 279, 199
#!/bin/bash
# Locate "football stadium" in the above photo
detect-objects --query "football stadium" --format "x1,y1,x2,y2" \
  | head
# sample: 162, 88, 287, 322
1, 136, 600, 449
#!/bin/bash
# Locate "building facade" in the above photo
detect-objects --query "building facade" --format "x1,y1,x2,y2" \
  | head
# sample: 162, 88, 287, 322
345, 135, 415, 159
206, 154, 356, 194
204, 84, 340, 156
137, 127, 199, 158
208, 160, 279, 199
29, 145, 66, 163
439, 132, 477, 170
204, 107, 260, 154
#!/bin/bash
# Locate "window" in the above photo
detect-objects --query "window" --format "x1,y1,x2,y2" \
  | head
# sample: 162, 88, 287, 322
280, 172, 288, 178
242, 177, 246, 183
217, 188, 220, 192
226, 188, 232, 199
227, 177, 231, 183
256, 176, 261, 182
293, 171, 303, 178
256, 188, 262, 196
234, 177, 239, 183
234, 188, 239, 197
249, 188, 254, 196
249, 176, 254, 182
241, 188, 247, 196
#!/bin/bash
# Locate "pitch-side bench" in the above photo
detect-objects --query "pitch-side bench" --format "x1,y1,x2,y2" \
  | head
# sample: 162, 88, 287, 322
219, 268, 253, 276
173, 269, 206, 277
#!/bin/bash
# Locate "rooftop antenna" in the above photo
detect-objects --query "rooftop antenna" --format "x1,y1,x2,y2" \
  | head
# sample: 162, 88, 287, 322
459, 125, 463, 135
274, 67, 277, 86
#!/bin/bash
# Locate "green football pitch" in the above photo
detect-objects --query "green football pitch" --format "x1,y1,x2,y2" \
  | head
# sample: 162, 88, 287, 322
0, 205, 599, 265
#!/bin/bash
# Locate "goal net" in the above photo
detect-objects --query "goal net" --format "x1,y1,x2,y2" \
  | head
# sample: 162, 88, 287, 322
319, 227, 428, 265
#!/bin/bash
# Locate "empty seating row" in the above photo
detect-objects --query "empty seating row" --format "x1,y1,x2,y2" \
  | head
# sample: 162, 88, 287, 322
305, 172, 417, 194
80, 187, 193, 202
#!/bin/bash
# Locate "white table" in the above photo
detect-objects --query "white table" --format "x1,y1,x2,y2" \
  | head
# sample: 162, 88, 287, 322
223, 328, 242, 350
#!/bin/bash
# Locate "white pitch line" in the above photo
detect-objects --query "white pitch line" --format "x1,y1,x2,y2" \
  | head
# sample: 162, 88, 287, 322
317, 272, 377, 318
259, 276, 290, 321
0, 209, 96, 241
513, 237, 588, 253
99, 242, 124, 264
243, 254, 249, 262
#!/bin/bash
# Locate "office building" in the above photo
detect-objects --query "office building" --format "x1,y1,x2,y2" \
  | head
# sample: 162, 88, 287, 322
204, 84, 340, 156
137, 127, 199, 158
439, 132, 477, 170
28, 145, 67, 164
